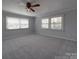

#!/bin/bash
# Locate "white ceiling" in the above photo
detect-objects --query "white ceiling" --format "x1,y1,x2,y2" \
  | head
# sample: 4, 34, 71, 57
2, 0, 76, 17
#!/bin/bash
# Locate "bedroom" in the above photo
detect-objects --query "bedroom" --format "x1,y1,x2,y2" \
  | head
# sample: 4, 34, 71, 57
2, 0, 77, 59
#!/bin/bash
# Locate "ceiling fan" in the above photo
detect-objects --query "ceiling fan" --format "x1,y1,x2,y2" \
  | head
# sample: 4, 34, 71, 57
26, 2, 40, 12
17, 0, 40, 12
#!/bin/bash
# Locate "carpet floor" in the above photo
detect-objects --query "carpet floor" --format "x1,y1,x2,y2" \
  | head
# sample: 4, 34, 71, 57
2, 34, 76, 59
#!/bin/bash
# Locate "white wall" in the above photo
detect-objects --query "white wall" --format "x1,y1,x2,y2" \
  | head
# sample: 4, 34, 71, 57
2, 9, 77, 41
35, 9, 77, 41
2, 11, 36, 40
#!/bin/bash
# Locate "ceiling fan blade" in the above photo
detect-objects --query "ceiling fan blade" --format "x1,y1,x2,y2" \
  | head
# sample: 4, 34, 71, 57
31, 4, 40, 7
30, 8, 35, 12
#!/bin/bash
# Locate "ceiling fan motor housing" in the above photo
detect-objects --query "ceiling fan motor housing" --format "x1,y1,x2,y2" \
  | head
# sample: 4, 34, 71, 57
27, 2, 31, 8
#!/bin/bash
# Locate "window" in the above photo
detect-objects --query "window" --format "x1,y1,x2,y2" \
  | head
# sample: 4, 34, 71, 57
20, 19, 29, 28
6, 17, 20, 29
6, 17, 29, 29
41, 16, 63, 30
51, 16, 62, 30
41, 18, 49, 29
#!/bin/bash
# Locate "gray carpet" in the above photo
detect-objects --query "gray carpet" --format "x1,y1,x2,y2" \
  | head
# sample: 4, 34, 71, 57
2, 35, 77, 59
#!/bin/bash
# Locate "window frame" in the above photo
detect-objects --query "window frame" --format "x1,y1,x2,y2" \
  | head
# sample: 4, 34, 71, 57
41, 15, 64, 31
6, 16, 29, 30
50, 15, 64, 31
41, 18, 49, 29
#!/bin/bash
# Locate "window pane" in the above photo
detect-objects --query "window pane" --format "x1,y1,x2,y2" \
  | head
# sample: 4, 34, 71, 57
51, 16, 62, 30
51, 24, 56, 29
56, 17, 62, 23
54, 24, 62, 29
51, 24, 62, 29
20, 24, 29, 28
6, 17, 20, 29
20, 19, 29, 24
20, 19, 29, 28
51, 17, 62, 24
41, 24, 48, 28
51, 18, 54, 23
51, 17, 58, 23
42, 18, 49, 23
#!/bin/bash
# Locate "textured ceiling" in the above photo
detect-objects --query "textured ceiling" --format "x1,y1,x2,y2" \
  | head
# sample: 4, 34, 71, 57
2, 0, 76, 16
